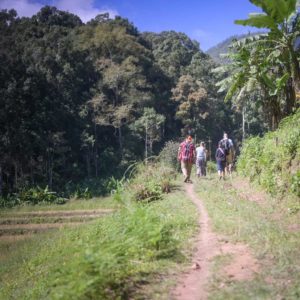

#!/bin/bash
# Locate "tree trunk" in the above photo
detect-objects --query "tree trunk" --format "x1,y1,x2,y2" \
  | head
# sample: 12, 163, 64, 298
271, 109, 280, 131
292, 54, 300, 92
242, 106, 246, 140
48, 153, 53, 189
14, 161, 18, 190
0, 165, 2, 196
30, 158, 34, 185
289, 45, 300, 106
86, 149, 91, 178
285, 78, 296, 115
94, 149, 98, 177
145, 122, 148, 160
93, 121, 98, 177
149, 140, 153, 156
267, 96, 281, 131
118, 126, 123, 159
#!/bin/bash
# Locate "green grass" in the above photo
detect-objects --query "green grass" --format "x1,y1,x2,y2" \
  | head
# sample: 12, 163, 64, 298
0, 196, 117, 216
0, 216, 100, 225
0, 189, 197, 300
194, 175, 300, 300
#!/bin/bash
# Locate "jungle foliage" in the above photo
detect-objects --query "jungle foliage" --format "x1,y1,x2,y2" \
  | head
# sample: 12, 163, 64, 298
215, 0, 300, 138
0, 7, 236, 202
237, 109, 300, 197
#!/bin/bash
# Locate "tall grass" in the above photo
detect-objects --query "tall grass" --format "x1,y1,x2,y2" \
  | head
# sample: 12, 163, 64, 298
237, 109, 300, 197
195, 178, 300, 299
0, 162, 197, 299
127, 161, 177, 202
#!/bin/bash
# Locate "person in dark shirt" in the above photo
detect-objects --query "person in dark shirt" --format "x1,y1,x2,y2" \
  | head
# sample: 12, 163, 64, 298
219, 133, 234, 176
215, 142, 226, 180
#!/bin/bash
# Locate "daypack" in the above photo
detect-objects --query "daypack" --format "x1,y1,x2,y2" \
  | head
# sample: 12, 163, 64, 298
220, 139, 232, 155
216, 148, 226, 161
181, 142, 193, 161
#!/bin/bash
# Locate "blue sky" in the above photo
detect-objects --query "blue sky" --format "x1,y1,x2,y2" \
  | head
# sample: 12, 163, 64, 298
0, 0, 263, 50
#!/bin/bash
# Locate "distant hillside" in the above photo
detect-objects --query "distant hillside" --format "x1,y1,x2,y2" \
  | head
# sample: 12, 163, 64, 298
206, 32, 263, 65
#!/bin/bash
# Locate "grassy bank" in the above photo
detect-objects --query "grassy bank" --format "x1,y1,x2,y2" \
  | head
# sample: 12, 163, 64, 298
0, 188, 197, 299
0, 196, 116, 216
237, 109, 300, 197
195, 175, 300, 299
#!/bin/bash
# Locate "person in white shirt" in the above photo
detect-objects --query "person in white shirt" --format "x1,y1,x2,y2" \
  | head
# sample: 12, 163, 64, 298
196, 142, 206, 177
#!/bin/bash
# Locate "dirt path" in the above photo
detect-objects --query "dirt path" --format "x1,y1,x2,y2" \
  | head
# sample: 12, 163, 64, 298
173, 184, 219, 300
173, 183, 259, 300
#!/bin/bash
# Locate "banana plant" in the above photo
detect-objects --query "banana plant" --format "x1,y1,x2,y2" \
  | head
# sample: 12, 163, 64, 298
235, 0, 300, 112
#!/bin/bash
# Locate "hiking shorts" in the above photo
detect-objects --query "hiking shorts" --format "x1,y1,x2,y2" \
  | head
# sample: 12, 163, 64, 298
216, 160, 225, 172
226, 152, 234, 164
196, 157, 206, 176
181, 161, 193, 178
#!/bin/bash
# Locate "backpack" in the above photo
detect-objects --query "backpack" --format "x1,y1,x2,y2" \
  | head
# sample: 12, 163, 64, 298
181, 142, 193, 161
216, 148, 226, 161
221, 139, 231, 155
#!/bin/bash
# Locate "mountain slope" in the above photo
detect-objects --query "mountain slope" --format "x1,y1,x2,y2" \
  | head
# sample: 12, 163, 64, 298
206, 32, 263, 64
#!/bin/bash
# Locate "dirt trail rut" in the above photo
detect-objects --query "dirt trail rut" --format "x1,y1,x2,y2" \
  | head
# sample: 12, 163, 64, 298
173, 184, 259, 300
173, 184, 219, 300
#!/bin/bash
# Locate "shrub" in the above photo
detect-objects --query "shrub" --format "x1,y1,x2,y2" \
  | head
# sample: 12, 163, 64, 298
127, 161, 177, 203
159, 140, 180, 171
64, 177, 114, 199
71, 187, 92, 200
291, 170, 300, 197
107, 176, 126, 204
237, 109, 300, 196
132, 181, 163, 202
0, 186, 67, 208
0, 194, 21, 208
206, 161, 216, 174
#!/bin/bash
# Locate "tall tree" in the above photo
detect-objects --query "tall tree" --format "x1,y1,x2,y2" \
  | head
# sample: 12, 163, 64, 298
172, 75, 208, 137
131, 108, 165, 159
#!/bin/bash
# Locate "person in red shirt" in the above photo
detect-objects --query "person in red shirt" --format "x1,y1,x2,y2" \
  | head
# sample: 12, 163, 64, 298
178, 135, 196, 183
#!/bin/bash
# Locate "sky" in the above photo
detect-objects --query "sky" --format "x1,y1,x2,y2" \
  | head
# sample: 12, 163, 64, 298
0, 0, 263, 50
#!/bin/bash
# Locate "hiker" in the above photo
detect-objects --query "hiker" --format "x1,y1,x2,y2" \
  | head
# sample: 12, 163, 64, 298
220, 133, 234, 175
215, 141, 226, 180
178, 135, 196, 183
196, 142, 206, 177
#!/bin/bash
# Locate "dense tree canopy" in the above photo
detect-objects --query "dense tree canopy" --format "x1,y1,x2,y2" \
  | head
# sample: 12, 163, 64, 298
0, 6, 249, 196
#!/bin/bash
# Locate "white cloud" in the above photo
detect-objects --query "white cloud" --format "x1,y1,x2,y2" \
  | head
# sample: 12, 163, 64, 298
0, 0, 43, 17
0, 0, 119, 22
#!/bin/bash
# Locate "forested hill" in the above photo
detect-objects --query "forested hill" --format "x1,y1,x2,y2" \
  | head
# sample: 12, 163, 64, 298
206, 32, 263, 64
0, 7, 238, 196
